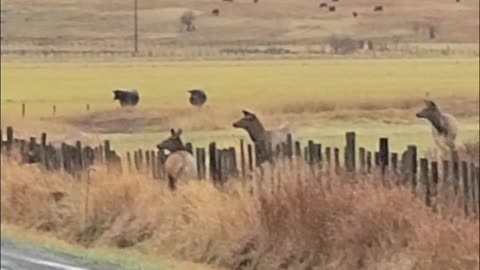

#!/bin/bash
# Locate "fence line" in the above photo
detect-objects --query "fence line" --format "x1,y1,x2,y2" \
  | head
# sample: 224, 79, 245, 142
1, 126, 479, 217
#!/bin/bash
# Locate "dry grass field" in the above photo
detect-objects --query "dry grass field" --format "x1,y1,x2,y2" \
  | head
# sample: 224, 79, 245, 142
1, 0, 479, 58
1, 158, 479, 270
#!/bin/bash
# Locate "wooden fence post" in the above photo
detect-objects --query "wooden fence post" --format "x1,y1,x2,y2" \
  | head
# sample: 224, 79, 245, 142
325, 146, 332, 174
41, 132, 47, 147
28, 137, 37, 162
61, 143, 69, 173
470, 163, 478, 216
53, 105, 56, 116
419, 158, 430, 207
195, 148, 202, 180
345, 132, 356, 172
403, 145, 417, 192
431, 161, 439, 204
240, 140, 246, 178
366, 151, 372, 174
442, 160, 449, 189
462, 161, 470, 216
379, 137, 389, 178
286, 134, 293, 159
475, 167, 480, 216
334, 147, 340, 174
196, 148, 206, 179
104, 140, 112, 172
6, 126, 13, 155
209, 142, 217, 182
359, 147, 366, 174
294, 141, 301, 158
98, 145, 104, 164
22, 103, 26, 118
75, 140, 84, 173
391, 153, 398, 175
127, 152, 132, 173
145, 150, 151, 176
138, 149, 144, 172
134, 151, 139, 172
216, 149, 224, 184
200, 148, 207, 179
150, 150, 156, 178
452, 151, 459, 195
374, 152, 380, 168
247, 144, 253, 173
308, 140, 315, 165
229, 147, 238, 177
316, 144, 322, 168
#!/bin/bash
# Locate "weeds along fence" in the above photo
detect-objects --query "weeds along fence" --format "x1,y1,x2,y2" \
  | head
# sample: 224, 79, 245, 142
1, 126, 479, 217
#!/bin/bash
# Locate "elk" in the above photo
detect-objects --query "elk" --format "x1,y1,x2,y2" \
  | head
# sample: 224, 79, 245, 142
416, 99, 459, 156
233, 110, 292, 165
156, 129, 197, 190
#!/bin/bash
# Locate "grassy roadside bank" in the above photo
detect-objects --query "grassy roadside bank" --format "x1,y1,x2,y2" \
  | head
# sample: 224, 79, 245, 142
1, 223, 221, 270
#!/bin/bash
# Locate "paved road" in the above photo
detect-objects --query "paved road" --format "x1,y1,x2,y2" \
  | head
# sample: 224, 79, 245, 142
1, 237, 122, 270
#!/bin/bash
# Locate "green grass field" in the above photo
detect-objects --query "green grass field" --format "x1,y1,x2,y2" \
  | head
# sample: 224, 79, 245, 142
1, 58, 479, 153
2, 59, 478, 110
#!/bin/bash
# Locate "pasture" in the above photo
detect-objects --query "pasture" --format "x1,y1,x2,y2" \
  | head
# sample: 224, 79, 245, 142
1, 1, 479, 269
1, 58, 479, 153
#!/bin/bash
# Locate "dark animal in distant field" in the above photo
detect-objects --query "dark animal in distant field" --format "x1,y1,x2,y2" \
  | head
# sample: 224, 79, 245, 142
254, 0, 259, 3
416, 99, 458, 154
113, 89, 139, 107
188, 89, 207, 107
373, 5, 383, 12
329, 6, 336, 12
156, 129, 196, 190
212, 9, 220, 16
352, 11, 358, 17
233, 110, 292, 165
332, 0, 339, 2
223, 0, 233, 2
456, 0, 460, 2
319, 2, 328, 8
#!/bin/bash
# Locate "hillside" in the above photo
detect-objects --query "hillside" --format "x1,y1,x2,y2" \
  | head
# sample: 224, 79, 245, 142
1, 0, 479, 57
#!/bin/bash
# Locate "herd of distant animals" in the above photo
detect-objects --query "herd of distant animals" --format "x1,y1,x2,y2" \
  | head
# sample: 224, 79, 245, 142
111, 90, 459, 190
209, 0, 462, 18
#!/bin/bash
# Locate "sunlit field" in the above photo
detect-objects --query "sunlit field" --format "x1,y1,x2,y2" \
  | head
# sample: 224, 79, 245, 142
2, 58, 479, 154
2, 59, 478, 111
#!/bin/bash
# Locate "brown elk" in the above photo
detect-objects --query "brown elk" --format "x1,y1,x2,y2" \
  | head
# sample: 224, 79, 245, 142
156, 129, 197, 190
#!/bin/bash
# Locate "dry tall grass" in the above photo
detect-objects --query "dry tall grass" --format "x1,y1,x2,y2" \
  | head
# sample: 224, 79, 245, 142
1, 157, 479, 270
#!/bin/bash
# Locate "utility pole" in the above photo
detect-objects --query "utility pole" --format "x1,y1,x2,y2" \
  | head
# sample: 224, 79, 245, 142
133, 0, 138, 54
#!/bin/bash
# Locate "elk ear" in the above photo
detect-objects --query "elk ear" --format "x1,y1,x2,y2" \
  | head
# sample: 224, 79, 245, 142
176, 129, 183, 137
242, 110, 255, 117
424, 99, 437, 108
170, 129, 176, 136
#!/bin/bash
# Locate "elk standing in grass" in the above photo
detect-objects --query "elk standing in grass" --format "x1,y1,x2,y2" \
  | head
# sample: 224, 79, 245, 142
157, 129, 197, 190
233, 110, 292, 165
416, 99, 459, 157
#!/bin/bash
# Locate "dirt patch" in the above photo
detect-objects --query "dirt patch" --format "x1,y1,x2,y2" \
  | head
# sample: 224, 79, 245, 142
60, 107, 234, 134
